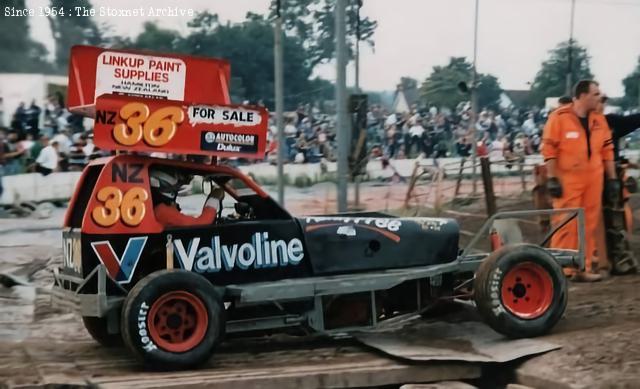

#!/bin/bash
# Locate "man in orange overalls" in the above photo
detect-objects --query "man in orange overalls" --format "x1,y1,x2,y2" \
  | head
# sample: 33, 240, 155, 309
542, 80, 619, 282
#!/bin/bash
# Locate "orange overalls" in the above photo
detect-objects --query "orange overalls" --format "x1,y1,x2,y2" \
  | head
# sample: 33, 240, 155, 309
541, 104, 615, 273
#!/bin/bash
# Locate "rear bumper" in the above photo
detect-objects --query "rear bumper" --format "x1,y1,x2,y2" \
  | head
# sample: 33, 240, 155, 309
51, 265, 124, 317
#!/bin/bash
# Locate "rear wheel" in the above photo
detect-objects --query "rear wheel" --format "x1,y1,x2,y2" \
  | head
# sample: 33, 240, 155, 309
82, 316, 122, 347
474, 244, 567, 338
121, 270, 224, 369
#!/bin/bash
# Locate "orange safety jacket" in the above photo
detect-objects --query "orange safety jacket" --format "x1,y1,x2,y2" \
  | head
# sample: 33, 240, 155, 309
542, 104, 614, 176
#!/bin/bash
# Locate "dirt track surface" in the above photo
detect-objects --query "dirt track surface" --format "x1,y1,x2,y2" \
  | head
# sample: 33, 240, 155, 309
0, 191, 639, 388
516, 274, 640, 389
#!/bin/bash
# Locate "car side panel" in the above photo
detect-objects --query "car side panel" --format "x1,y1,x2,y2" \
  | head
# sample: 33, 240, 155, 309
298, 217, 459, 275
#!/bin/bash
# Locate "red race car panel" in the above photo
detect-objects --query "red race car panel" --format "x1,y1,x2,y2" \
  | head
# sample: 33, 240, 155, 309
93, 94, 268, 158
67, 45, 231, 116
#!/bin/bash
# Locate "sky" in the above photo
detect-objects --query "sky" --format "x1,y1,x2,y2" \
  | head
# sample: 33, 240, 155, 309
25, 0, 640, 96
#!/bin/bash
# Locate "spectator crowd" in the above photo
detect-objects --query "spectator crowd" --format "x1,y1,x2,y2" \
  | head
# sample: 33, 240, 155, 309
0, 93, 105, 182
0, 94, 550, 183
267, 101, 549, 165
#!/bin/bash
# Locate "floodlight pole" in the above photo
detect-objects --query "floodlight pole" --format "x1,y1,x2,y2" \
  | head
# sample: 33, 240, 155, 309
336, 0, 348, 212
470, 0, 479, 195
354, 0, 362, 208
566, 0, 576, 95
275, 0, 285, 205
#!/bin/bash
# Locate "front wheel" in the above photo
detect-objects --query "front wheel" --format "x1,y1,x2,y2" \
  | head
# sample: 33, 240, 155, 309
474, 244, 567, 338
121, 270, 224, 369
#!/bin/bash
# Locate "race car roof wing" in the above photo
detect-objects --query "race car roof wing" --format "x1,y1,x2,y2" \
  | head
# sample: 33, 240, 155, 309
69, 45, 267, 159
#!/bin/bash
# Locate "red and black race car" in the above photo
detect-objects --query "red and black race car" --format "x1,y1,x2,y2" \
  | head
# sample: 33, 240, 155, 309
51, 46, 586, 369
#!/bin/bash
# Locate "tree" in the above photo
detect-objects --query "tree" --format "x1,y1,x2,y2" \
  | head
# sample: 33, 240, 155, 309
49, 0, 103, 72
270, 0, 377, 68
0, 0, 54, 73
420, 57, 503, 110
622, 56, 640, 109
117, 22, 185, 53
181, 12, 315, 109
399, 77, 418, 92
530, 40, 593, 106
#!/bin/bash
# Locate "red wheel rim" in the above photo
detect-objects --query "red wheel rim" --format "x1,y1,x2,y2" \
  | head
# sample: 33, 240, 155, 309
500, 262, 554, 320
147, 291, 208, 353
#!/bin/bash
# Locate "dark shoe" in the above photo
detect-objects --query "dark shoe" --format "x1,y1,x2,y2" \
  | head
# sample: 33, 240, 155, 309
570, 271, 603, 283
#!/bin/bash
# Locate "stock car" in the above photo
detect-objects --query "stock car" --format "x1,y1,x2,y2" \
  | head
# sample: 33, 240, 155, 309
52, 153, 586, 369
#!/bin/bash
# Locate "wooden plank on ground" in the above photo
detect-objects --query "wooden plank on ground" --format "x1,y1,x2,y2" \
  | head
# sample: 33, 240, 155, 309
0, 339, 481, 389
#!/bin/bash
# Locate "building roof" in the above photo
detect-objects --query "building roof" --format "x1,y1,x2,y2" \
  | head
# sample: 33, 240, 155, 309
503, 89, 531, 107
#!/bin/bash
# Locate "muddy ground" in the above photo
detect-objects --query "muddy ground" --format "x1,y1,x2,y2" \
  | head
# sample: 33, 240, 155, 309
0, 185, 638, 388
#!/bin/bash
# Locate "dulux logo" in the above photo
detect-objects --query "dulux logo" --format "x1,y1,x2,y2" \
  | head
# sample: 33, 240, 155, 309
174, 232, 304, 273
91, 237, 148, 284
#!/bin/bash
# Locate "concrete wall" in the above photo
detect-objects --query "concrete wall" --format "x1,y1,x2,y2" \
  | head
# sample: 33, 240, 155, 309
237, 155, 546, 183
1, 172, 81, 205
3, 151, 637, 206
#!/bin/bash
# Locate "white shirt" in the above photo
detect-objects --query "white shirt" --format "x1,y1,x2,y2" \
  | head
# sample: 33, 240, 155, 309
489, 140, 504, 159
522, 118, 536, 135
409, 125, 425, 137
52, 133, 72, 154
83, 142, 95, 156
284, 124, 297, 137
384, 113, 397, 127
36, 145, 58, 170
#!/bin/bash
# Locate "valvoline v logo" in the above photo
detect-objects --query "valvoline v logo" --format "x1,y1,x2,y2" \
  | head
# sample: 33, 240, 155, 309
91, 237, 148, 283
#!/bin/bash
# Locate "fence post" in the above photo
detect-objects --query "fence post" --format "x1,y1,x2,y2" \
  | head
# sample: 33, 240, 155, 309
454, 158, 465, 196
519, 157, 526, 192
480, 157, 497, 216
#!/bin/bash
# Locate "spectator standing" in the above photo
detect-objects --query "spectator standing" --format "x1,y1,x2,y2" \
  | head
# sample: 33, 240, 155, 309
3, 130, 26, 175
35, 140, 59, 175
456, 136, 472, 157
68, 137, 88, 171
489, 136, 505, 160
284, 117, 298, 162
52, 127, 72, 155
24, 100, 41, 138
522, 113, 537, 136
407, 119, 426, 157
82, 134, 95, 156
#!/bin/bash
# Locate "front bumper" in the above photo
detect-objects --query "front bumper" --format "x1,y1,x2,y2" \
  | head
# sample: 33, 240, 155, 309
51, 264, 124, 317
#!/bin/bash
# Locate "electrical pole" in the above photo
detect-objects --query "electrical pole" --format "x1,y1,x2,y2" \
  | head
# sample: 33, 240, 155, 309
354, 0, 362, 208
336, 0, 348, 212
566, 0, 576, 95
274, 0, 285, 205
470, 0, 479, 195
355, 0, 361, 93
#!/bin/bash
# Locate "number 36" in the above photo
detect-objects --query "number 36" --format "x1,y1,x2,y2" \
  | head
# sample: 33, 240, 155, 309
92, 186, 149, 227
113, 103, 184, 147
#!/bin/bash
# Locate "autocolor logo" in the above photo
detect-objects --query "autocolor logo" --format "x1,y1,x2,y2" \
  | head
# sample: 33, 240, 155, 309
173, 232, 304, 273
200, 131, 258, 153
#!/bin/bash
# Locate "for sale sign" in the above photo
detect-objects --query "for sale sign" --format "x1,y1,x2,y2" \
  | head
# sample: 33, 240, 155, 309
67, 45, 231, 117
96, 52, 186, 101
93, 94, 267, 159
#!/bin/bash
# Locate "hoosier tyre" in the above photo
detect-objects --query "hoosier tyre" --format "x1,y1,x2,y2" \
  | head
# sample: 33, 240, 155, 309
474, 244, 567, 338
121, 270, 224, 369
